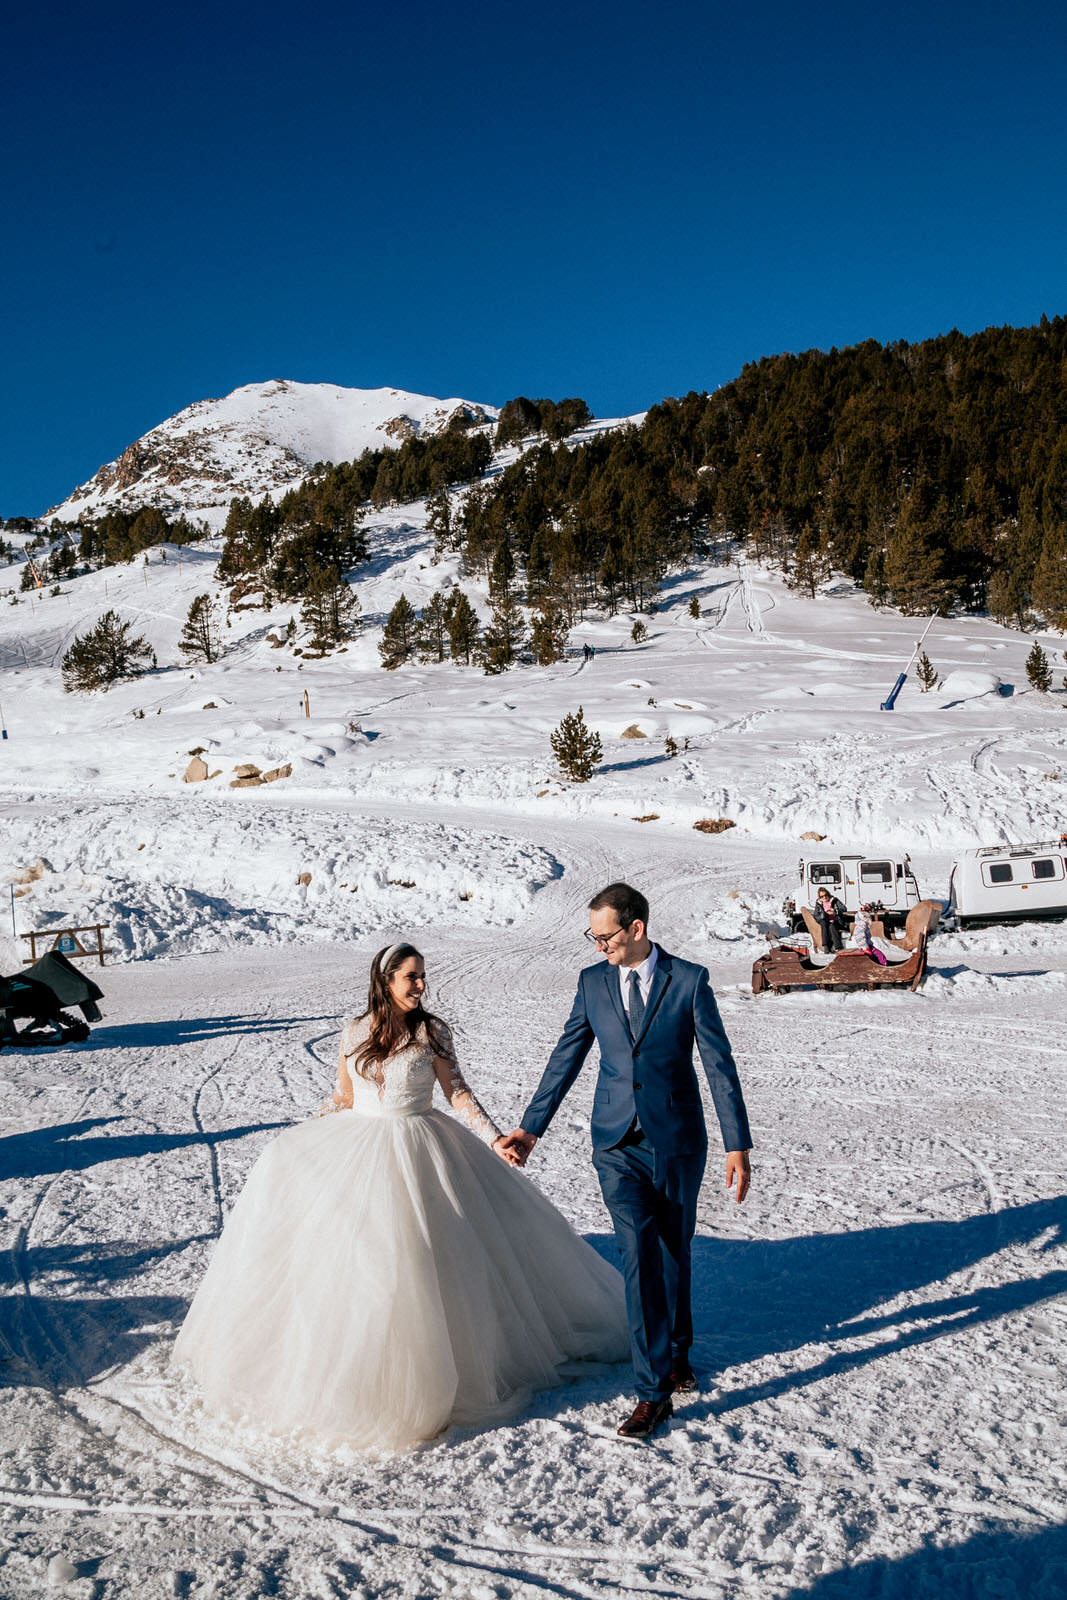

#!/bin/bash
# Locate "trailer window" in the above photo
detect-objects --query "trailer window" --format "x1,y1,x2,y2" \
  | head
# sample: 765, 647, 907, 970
1030, 857, 1061, 880
985, 863, 1013, 885
809, 864, 842, 887
860, 861, 893, 886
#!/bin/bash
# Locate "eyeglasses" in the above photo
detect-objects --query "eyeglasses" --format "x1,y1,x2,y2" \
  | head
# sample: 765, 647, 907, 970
584, 922, 632, 948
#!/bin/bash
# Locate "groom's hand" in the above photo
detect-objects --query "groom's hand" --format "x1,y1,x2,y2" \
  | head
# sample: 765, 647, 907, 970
502, 1128, 537, 1166
726, 1150, 751, 1203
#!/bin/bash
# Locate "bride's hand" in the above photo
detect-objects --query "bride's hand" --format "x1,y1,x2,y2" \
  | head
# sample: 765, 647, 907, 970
493, 1135, 524, 1166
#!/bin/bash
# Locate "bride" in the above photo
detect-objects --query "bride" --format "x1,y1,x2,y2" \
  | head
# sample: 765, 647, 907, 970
172, 942, 629, 1452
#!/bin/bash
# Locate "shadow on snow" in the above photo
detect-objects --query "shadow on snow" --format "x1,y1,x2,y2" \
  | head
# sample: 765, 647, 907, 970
0, 1115, 287, 1180
778, 1517, 1067, 1599
589, 1192, 1067, 1409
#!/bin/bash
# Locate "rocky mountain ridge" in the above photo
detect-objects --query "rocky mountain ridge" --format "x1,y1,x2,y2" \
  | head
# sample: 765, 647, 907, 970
45, 380, 498, 525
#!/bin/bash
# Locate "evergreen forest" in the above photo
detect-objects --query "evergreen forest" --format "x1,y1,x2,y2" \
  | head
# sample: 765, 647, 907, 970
15, 319, 1067, 636
461, 319, 1067, 629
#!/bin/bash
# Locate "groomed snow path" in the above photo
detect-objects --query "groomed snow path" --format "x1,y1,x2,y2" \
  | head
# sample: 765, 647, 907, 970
1, 808, 1065, 1599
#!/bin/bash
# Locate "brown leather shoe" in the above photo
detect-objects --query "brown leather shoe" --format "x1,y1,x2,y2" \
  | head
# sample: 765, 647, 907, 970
617, 1398, 673, 1438
670, 1359, 697, 1392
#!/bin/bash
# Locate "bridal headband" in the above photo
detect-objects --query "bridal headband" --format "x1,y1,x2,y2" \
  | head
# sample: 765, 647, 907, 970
378, 941, 411, 971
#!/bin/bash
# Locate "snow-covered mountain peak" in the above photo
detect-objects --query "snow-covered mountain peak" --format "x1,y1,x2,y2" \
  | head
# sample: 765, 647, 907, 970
45, 380, 499, 523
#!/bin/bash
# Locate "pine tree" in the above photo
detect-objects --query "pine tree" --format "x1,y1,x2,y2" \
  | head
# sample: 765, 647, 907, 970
378, 593, 418, 669
986, 567, 1033, 629
688, 595, 700, 619
426, 488, 453, 562
550, 705, 602, 782
598, 543, 624, 615
479, 596, 527, 674
789, 523, 831, 598
61, 610, 156, 692
916, 651, 941, 692
884, 478, 958, 614
864, 546, 890, 608
417, 590, 451, 663
529, 598, 569, 665
1026, 641, 1053, 692
488, 538, 516, 606
631, 618, 648, 643
446, 590, 480, 664
1031, 523, 1067, 629
301, 565, 361, 652
178, 593, 222, 663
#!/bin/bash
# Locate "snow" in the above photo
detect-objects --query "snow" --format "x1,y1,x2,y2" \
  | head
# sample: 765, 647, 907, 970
41, 380, 503, 524
2, 506, 1066, 1598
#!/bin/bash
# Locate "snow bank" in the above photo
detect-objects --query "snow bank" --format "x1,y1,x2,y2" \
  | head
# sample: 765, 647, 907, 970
0, 803, 561, 961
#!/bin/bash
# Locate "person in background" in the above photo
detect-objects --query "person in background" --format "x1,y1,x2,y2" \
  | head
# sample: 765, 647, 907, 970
813, 885, 847, 952
850, 903, 888, 965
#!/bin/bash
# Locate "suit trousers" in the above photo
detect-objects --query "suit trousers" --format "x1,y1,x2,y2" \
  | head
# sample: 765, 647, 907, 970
592, 1133, 706, 1400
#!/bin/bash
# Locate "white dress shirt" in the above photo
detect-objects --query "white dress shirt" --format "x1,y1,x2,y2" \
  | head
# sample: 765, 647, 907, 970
619, 945, 658, 1018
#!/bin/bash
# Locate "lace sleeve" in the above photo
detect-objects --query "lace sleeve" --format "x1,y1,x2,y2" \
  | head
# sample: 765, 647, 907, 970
432, 1026, 502, 1146
318, 1028, 356, 1115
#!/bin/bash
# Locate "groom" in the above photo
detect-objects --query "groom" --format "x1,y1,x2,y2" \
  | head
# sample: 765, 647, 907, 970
504, 883, 752, 1438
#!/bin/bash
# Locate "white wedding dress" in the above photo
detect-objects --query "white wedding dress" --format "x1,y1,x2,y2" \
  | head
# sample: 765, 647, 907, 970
172, 1017, 628, 1452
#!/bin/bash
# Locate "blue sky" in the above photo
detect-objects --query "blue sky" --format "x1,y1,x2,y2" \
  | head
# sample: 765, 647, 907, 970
4, 0, 1067, 516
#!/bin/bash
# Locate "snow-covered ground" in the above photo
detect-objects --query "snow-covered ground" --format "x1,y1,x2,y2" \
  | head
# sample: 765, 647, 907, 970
2, 514, 1066, 1598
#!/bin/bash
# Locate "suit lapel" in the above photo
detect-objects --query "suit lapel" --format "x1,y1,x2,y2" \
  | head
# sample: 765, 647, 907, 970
632, 949, 672, 1047
602, 960, 628, 1031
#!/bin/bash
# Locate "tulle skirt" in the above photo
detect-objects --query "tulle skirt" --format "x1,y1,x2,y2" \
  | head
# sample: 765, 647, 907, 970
171, 1107, 629, 1452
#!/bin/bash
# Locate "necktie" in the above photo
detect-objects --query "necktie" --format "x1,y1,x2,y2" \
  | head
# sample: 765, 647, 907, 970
628, 969, 645, 1040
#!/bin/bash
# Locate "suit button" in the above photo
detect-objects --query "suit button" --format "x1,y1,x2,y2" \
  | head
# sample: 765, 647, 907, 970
633, 1082, 643, 1090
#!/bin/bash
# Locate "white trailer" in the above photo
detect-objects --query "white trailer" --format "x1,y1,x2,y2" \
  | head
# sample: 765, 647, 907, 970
947, 838, 1067, 928
785, 852, 923, 937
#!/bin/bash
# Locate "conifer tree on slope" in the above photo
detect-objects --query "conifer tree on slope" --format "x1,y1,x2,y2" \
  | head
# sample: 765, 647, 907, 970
788, 523, 831, 598
417, 590, 452, 663
301, 565, 361, 652
529, 598, 569, 665
379, 593, 418, 669
550, 706, 602, 782
426, 489, 454, 562
479, 538, 527, 673
61, 611, 156, 693
179, 593, 223, 663
446, 590, 480, 664
1031, 523, 1067, 630
1026, 641, 1052, 693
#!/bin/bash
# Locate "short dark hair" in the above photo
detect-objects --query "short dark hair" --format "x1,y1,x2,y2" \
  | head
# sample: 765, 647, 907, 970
588, 882, 649, 929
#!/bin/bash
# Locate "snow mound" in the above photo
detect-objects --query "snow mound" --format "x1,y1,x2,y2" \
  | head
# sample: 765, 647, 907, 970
938, 669, 1005, 700
0, 803, 561, 961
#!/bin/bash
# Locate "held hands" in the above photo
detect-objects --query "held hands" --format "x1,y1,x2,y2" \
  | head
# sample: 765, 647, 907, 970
726, 1149, 751, 1204
499, 1128, 538, 1168
493, 1133, 530, 1167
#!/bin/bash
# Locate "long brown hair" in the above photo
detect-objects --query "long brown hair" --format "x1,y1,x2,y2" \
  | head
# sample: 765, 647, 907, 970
349, 943, 454, 1079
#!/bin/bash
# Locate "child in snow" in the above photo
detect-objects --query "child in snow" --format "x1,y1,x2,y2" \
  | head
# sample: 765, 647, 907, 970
850, 904, 888, 965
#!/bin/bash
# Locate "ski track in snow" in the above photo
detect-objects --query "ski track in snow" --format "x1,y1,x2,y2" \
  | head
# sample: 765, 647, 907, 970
2, 537, 1066, 1596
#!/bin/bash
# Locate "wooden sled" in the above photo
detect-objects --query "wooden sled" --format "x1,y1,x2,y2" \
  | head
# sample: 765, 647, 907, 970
752, 931, 928, 995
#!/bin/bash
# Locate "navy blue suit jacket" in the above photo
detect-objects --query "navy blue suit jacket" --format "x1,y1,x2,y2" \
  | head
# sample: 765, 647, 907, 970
521, 947, 752, 1156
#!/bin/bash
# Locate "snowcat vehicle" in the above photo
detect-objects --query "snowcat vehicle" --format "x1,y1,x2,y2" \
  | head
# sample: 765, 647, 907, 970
946, 837, 1067, 928
784, 852, 924, 943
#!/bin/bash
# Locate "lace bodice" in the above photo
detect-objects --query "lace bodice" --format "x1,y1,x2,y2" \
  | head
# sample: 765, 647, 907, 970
319, 1016, 502, 1145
